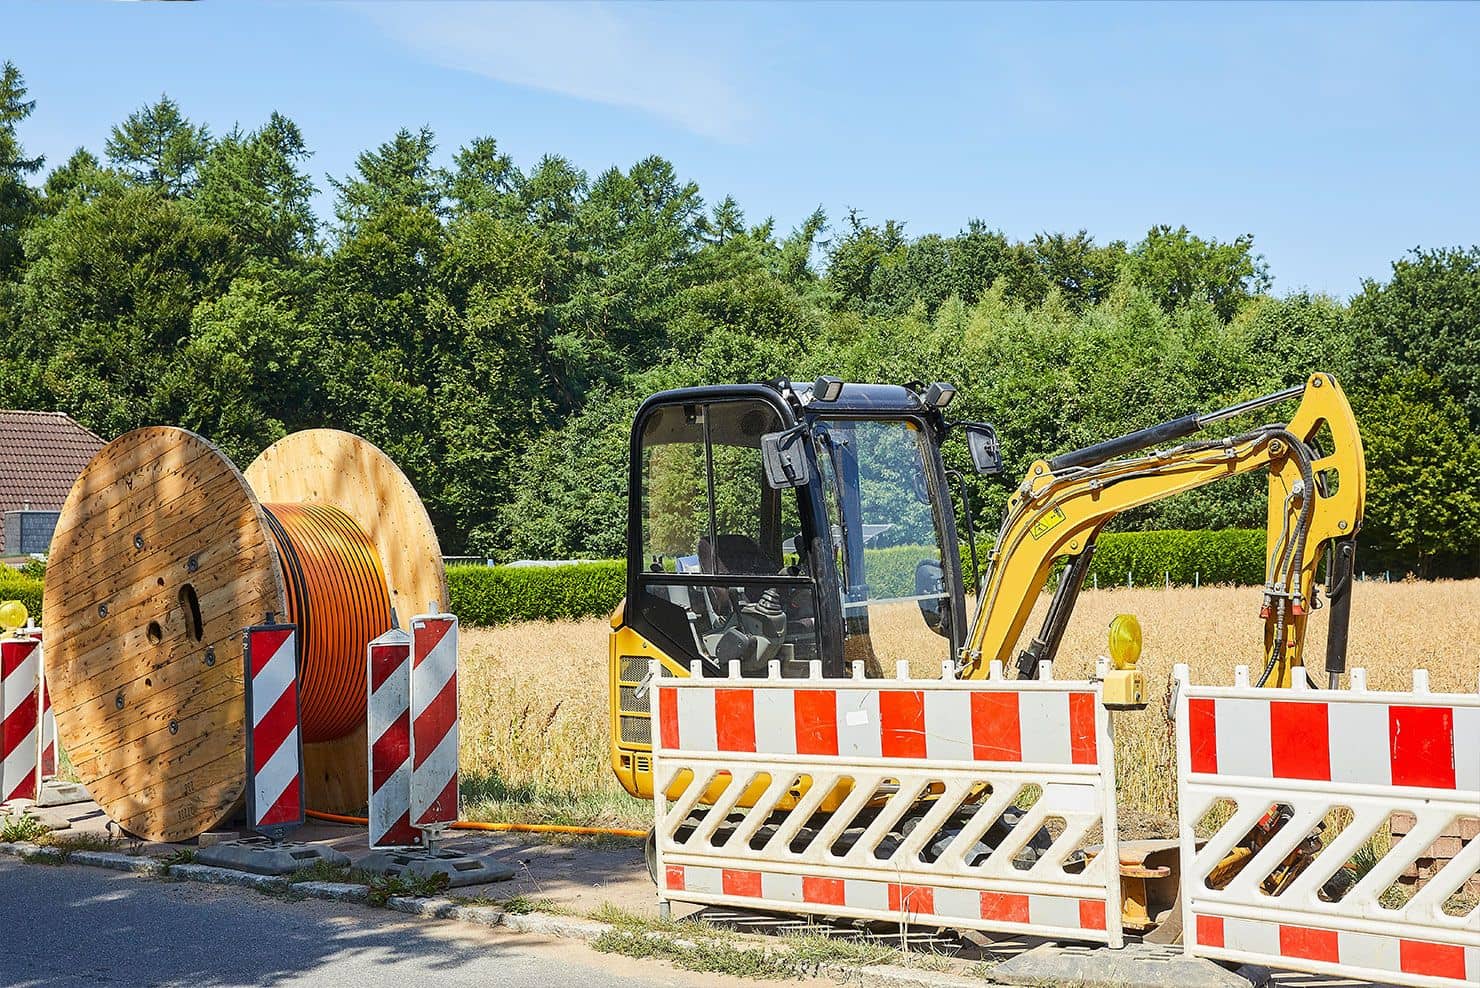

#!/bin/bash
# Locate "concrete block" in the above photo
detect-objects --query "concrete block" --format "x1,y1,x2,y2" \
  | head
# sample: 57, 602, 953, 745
196, 836, 350, 876
34, 780, 90, 808
990, 942, 1269, 988
358, 847, 514, 888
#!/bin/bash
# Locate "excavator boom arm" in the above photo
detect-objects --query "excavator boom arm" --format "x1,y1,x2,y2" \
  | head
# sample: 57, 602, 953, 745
961, 373, 1365, 687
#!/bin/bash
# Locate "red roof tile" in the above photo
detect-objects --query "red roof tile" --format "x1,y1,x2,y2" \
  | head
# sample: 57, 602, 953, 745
0, 410, 106, 515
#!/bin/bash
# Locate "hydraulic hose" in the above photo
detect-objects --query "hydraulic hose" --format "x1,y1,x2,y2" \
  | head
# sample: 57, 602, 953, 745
1256, 430, 1317, 687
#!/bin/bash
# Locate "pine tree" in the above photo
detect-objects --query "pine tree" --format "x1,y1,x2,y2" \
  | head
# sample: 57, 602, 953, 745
0, 61, 44, 278
105, 95, 211, 196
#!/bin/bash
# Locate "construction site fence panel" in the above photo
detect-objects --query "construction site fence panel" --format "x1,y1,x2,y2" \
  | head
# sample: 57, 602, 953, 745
1173, 663, 1480, 988
651, 658, 1124, 947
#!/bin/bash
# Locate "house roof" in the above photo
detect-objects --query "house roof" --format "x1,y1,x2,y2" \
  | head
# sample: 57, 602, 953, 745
0, 410, 106, 515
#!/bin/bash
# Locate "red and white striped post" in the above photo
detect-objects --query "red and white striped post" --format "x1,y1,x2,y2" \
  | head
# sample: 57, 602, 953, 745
410, 611, 459, 842
243, 622, 305, 839
367, 626, 419, 849
0, 635, 42, 805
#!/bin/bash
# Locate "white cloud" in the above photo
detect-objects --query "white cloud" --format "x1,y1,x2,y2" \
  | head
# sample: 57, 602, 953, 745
355, 1, 751, 142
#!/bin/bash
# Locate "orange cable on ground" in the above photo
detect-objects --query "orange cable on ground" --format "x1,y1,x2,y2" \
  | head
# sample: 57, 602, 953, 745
304, 808, 645, 839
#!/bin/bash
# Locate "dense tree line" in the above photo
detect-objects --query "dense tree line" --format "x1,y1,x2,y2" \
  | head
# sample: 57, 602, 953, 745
1, 63, 1476, 576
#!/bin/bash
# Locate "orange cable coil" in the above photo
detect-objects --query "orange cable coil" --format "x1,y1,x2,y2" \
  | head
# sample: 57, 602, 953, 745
261, 503, 392, 743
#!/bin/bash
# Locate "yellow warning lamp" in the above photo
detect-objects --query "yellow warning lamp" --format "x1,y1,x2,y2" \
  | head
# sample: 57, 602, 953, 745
1103, 613, 1147, 710
0, 600, 29, 636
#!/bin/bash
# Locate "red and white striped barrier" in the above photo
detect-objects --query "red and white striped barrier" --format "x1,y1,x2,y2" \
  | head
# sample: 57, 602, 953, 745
1, 635, 42, 804
1175, 665, 1480, 988
243, 623, 305, 835
410, 612, 459, 831
652, 658, 1122, 946
658, 679, 1099, 765
367, 626, 419, 848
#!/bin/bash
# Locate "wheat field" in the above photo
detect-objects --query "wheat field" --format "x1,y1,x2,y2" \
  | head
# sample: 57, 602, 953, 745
457, 579, 1480, 830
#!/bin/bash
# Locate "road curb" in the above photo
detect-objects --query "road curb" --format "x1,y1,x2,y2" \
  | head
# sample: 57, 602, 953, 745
1, 840, 986, 987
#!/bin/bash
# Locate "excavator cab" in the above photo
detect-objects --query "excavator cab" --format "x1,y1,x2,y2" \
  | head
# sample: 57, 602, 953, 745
610, 379, 991, 796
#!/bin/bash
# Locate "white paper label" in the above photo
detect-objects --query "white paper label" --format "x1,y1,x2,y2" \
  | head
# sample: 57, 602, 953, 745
844, 710, 869, 727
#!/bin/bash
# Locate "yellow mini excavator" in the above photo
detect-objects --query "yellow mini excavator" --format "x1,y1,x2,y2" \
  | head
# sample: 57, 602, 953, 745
608, 372, 1365, 939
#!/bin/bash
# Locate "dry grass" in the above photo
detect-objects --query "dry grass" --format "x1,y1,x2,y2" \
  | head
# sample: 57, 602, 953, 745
458, 579, 1480, 829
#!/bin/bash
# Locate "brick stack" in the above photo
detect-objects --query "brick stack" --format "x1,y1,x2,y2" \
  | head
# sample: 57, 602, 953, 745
1391, 812, 1480, 897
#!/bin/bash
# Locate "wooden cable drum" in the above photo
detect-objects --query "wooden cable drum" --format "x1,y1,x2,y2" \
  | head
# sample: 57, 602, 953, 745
43, 427, 446, 842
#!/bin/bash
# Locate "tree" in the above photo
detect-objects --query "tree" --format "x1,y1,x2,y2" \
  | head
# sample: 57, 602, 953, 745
1124, 224, 1270, 320
195, 112, 317, 263
105, 95, 211, 196
446, 136, 519, 219
1349, 247, 1480, 429
9, 183, 238, 437
0, 61, 44, 280
1355, 372, 1480, 577
330, 127, 442, 230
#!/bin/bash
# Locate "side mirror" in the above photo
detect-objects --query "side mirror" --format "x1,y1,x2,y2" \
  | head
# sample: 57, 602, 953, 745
761, 425, 812, 489
965, 423, 1003, 475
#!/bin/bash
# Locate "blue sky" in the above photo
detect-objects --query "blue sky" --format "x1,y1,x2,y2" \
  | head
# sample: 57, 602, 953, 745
8, 1, 1477, 297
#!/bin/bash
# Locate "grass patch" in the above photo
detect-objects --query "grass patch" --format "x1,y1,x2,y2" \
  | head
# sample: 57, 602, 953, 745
590, 905, 960, 979
159, 848, 196, 873
1, 814, 48, 843
594, 929, 804, 980
33, 831, 123, 861
448, 892, 566, 915
284, 859, 378, 885
366, 871, 451, 907
459, 770, 647, 836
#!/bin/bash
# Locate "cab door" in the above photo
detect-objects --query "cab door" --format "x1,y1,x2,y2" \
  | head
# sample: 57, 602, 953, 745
626, 393, 837, 678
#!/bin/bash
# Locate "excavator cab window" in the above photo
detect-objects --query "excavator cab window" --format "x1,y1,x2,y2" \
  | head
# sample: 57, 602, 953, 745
813, 417, 958, 674
634, 398, 820, 676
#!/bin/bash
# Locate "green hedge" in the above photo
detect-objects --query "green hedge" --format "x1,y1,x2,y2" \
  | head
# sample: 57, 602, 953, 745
960, 528, 1266, 590
0, 569, 44, 620
1084, 528, 1265, 588
447, 561, 626, 626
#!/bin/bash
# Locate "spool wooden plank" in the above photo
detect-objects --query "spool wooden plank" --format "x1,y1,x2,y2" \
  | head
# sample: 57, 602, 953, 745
43, 428, 286, 843
246, 430, 447, 817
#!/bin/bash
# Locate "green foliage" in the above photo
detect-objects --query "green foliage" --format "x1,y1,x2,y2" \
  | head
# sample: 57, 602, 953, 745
1353, 372, 1480, 576
105, 95, 211, 196
1124, 224, 1270, 321
1350, 246, 1480, 428
366, 870, 449, 907
0, 60, 1475, 578
0, 61, 43, 280
1083, 529, 1267, 588
448, 562, 625, 626
0, 568, 43, 618
0, 813, 48, 843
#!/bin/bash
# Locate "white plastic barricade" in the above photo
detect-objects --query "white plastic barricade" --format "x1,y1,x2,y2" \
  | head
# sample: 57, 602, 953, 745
1174, 664, 1480, 988
653, 659, 1122, 946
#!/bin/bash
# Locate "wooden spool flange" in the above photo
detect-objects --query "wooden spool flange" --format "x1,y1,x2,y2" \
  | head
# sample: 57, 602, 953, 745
43, 427, 444, 842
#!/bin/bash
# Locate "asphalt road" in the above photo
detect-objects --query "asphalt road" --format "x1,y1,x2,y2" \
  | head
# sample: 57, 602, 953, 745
0, 857, 788, 988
